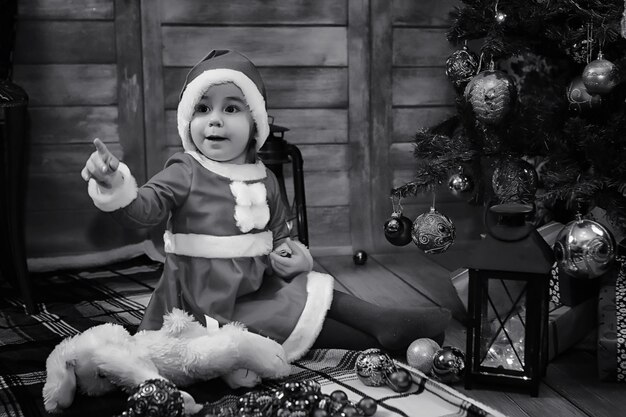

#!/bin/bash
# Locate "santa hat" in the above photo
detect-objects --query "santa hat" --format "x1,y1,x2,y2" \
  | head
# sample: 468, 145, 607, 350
177, 50, 270, 152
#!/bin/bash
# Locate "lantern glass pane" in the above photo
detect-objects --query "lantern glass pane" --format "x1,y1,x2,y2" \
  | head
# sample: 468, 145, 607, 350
479, 278, 527, 371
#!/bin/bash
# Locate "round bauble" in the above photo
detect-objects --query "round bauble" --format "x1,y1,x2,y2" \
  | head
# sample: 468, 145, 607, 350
406, 338, 441, 374
125, 379, 184, 417
553, 217, 616, 279
384, 213, 413, 246
448, 172, 473, 196
357, 397, 377, 416
582, 54, 620, 95
464, 70, 517, 124
492, 158, 539, 204
353, 250, 368, 265
567, 76, 602, 111
431, 346, 466, 384
385, 368, 413, 393
355, 348, 396, 387
445, 46, 479, 89
411, 207, 456, 254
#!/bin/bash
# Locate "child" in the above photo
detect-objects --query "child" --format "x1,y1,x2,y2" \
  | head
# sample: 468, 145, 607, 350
82, 50, 451, 362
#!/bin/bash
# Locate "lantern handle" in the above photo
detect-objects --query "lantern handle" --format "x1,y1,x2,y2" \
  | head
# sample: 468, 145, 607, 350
484, 202, 535, 242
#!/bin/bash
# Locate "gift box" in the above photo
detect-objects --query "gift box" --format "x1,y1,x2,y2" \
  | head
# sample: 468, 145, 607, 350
548, 298, 597, 361
538, 221, 600, 306
596, 262, 626, 382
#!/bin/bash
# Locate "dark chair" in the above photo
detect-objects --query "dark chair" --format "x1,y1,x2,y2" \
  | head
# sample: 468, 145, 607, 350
258, 121, 309, 246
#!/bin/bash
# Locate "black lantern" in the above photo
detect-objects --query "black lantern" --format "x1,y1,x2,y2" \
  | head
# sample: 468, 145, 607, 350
257, 118, 308, 246
464, 203, 553, 396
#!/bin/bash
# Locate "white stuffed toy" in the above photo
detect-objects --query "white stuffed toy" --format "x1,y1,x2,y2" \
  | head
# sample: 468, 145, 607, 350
42, 309, 291, 414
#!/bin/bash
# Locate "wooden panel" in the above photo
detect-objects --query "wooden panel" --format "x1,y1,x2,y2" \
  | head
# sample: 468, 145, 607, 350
162, 27, 347, 67
393, 107, 455, 142
28, 106, 118, 144
160, 0, 347, 25
28, 143, 123, 174
141, 0, 167, 178
26, 173, 102, 211
392, 0, 458, 27
25, 210, 146, 258
163, 67, 348, 109
13, 64, 117, 106
14, 21, 115, 64
308, 206, 351, 248
370, 0, 393, 253
293, 171, 349, 207
18, 0, 114, 19
164, 109, 348, 146
296, 144, 349, 171
389, 142, 415, 167
393, 68, 455, 106
348, 0, 373, 252
393, 28, 455, 66
115, 0, 146, 184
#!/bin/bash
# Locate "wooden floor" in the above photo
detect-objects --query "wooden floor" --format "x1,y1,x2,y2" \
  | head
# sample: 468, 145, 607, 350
313, 243, 623, 417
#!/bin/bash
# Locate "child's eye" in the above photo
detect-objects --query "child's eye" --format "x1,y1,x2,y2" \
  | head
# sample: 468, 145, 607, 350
224, 105, 241, 114
194, 104, 209, 113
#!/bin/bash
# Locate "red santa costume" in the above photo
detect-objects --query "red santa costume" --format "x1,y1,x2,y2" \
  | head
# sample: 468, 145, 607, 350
87, 50, 334, 362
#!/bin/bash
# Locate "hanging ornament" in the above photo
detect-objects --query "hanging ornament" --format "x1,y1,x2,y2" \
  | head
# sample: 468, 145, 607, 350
448, 166, 473, 197
412, 196, 456, 254
582, 52, 620, 95
430, 346, 466, 384
445, 45, 479, 89
384, 196, 413, 246
406, 338, 441, 374
554, 214, 616, 279
491, 157, 539, 204
495, 11, 507, 24
566, 76, 602, 111
355, 348, 397, 387
566, 39, 592, 64
464, 67, 517, 125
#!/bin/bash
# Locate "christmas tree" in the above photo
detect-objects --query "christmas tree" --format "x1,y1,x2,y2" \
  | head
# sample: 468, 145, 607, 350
392, 0, 626, 244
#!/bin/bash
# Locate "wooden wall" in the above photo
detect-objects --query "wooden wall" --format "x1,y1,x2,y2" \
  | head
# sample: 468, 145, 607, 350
14, 0, 482, 261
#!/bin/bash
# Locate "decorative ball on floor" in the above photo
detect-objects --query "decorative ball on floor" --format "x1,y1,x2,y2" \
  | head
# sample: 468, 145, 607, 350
355, 348, 397, 387
406, 338, 441, 374
384, 212, 414, 246
353, 250, 368, 265
411, 207, 456, 254
553, 216, 615, 279
122, 379, 184, 417
431, 346, 466, 384
385, 368, 413, 393
357, 397, 378, 416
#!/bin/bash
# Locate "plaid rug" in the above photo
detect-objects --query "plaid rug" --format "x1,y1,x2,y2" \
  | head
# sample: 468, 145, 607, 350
0, 257, 505, 417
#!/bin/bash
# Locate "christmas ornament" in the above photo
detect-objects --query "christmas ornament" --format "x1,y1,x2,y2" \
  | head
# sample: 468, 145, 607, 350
464, 69, 516, 124
492, 157, 538, 204
448, 167, 473, 196
357, 397, 377, 416
495, 11, 507, 23
353, 250, 368, 265
445, 46, 479, 89
385, 368, 413, 393
406, 338, 441, 374
431, 346, 466, 384
384, 212, 413, 246
122, 379, 184, 417
582, 52, 620, 95
553, 215, 616, 279
567, 76, 602, 111
355, 348, 397, 386
412, 207, 456, 254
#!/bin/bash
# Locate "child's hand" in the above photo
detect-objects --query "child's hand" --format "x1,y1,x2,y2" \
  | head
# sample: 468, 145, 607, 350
81, 138, 121, 189
269, 239, 313, 279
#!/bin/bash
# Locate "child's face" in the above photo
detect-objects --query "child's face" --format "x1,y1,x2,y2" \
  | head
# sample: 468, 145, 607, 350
189, 83, 254, 164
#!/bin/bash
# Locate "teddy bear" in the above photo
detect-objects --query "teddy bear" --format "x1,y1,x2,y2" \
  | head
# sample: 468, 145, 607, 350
42, 308, 291, 414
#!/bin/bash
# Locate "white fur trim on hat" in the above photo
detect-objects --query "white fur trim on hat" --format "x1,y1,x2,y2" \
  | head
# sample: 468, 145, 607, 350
186, 151, 267, 181
282, 271, 334, 362
177, 68, 270, 152
87, 162, 138, 212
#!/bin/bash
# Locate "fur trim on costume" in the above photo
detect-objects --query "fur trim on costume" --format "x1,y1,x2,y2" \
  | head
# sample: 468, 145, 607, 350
163, 230, 273, 258
282, 271, 334, 362
87, 162, 138, 212
230, 181, 270, 232
177, 68, 270, 152
187, 151, 267, 181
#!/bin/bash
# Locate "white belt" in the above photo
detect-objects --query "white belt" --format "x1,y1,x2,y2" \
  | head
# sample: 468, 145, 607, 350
163, 230, 273, 258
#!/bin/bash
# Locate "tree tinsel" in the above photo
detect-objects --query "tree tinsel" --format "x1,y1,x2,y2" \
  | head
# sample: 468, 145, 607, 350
393, 0, 626, 236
